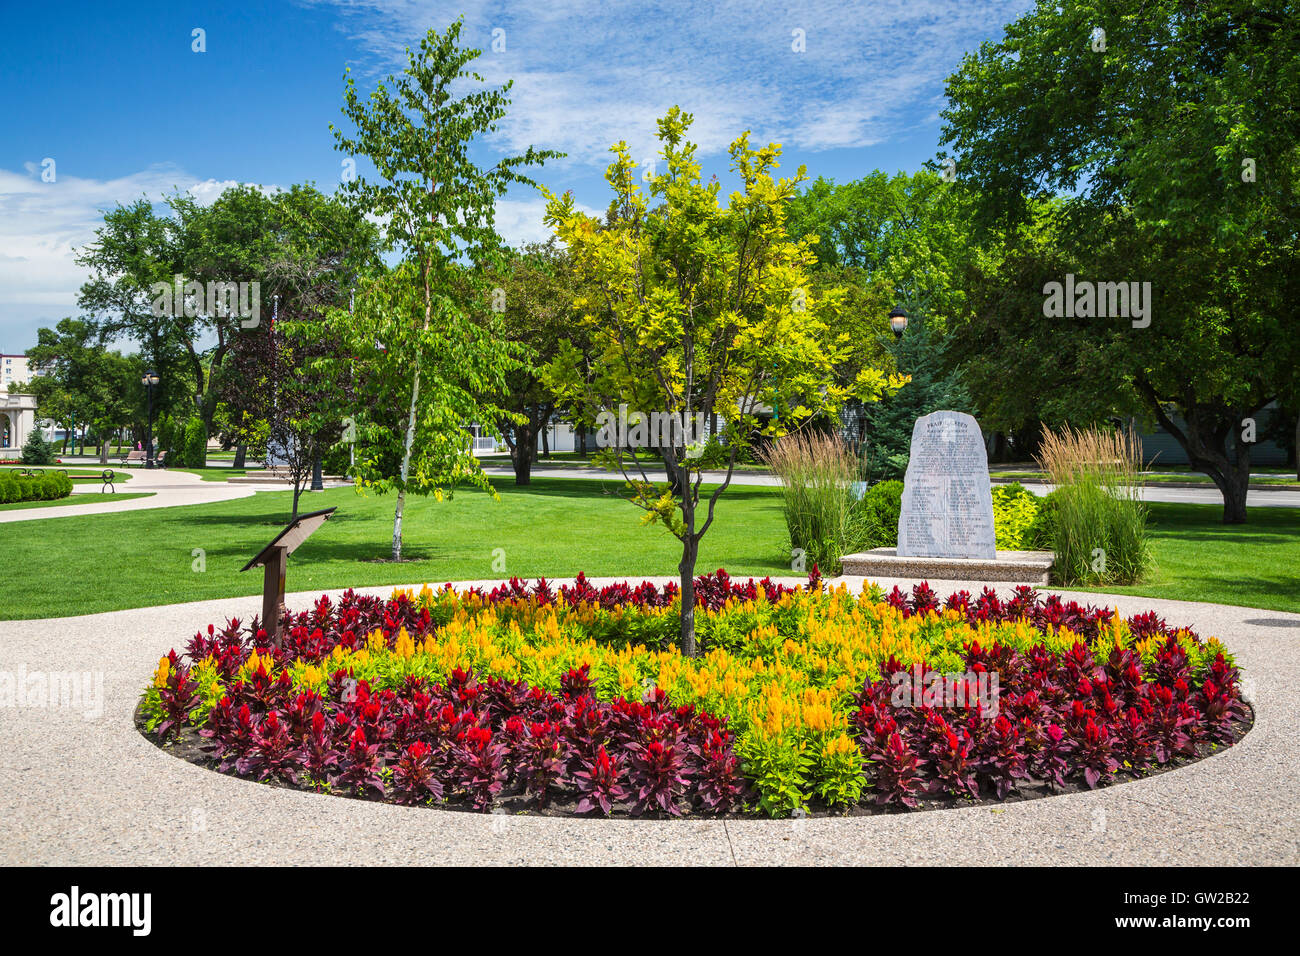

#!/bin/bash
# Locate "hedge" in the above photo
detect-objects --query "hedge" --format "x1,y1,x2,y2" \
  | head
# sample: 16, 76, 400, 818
0, 472, 74, 504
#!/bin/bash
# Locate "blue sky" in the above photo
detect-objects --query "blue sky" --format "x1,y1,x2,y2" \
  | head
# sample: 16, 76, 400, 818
0, 0, 1032, 354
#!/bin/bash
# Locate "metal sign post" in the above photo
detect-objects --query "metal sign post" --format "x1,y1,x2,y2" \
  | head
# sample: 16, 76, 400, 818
240, 506, 336, 647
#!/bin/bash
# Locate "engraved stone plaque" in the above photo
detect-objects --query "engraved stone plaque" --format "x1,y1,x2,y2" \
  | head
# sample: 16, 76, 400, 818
896, 410, 996, 560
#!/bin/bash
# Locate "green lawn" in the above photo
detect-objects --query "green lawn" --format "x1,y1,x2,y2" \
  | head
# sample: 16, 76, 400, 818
1064, 503, 1300, 613
1, 478, 789, 620
0, 492, 153, 513
4, 481, 1296, 620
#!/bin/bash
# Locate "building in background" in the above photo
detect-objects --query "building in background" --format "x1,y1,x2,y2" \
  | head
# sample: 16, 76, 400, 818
1, 352, 35, 390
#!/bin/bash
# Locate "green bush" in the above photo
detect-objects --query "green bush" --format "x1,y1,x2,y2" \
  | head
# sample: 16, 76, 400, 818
860, 479, 904, 548
21, 427, 55, 465
173, 415, 208, 467
0, 471, 72, 504
991, 482, 1042, 550
763, 432, 871, 574
1025, 489, 1060, 550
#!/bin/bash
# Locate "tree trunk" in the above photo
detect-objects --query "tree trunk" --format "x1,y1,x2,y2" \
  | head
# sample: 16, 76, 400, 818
512, 424, 535, 485
234, 442, 247, 469
291, 484, 303, 522
541, 416, 550, 457
1216, 468, 1249, 524
393, 364, 422, 561
578, 425, 587, 457
1137, 381, 1255, 525
678, 534, 698, 658
99, 439, 110, 465
678, 476, 698, 656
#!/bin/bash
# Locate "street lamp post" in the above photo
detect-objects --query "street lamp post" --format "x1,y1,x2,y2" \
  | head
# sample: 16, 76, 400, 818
142, 371, 160, 468
889, 306, 909, 340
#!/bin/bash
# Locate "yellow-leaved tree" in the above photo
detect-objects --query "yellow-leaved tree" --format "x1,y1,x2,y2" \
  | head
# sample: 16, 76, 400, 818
542, 108, 904, 655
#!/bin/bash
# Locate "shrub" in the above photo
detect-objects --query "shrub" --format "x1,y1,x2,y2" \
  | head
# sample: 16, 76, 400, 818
991, 482, 1041, 550
762, 432, 870, 573
177, 415, 208, 467
1026, 489, 1061, 549
21, 427, 55, 465
861, 479, 903, 548
141, 575, 1248, 817
1036, 427, 1151, 585
0, 472, 72, 504
155, 414, 176, 459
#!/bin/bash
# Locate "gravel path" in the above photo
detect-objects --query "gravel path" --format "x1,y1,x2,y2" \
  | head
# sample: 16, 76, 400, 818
1, 574, 1295, 866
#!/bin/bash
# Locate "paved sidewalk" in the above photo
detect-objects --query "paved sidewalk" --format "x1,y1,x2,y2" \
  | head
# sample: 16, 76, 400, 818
0, 468, 301, 524
1, 575, 1295, 866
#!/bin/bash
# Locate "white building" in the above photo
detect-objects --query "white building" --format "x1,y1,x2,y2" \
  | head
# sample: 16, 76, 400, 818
1, 353, 34, 390
0, 392, 38, 451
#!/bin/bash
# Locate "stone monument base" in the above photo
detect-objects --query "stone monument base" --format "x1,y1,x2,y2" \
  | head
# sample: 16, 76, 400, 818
839, 548, 1054, 585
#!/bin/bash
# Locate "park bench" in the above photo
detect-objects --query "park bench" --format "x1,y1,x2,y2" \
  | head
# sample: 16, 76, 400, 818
155, 450, 168, 468
121, 450, 145, 467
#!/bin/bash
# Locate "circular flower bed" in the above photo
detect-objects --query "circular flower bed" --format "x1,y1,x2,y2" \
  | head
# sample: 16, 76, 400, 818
139, 571, 1252, 817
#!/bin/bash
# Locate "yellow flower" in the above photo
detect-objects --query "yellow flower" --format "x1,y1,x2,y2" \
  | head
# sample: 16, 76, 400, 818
824, 733, 858, 759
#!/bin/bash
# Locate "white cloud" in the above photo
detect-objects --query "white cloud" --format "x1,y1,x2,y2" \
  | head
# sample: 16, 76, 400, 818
0, 163, 582, 350
493, 196, 602, 249
0, 165, 288, 350
306, 0, 1033, 166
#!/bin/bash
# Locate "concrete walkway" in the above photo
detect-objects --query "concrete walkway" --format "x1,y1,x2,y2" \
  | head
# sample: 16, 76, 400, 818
1, 574, 1295, 865
0, 468, 332, 524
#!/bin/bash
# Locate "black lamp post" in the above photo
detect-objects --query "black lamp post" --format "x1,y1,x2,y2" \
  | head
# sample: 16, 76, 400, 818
142, 371, 159, 468
889, 307, 908, 340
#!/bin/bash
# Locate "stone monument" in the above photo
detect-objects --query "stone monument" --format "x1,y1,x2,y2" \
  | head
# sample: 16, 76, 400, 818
839, 409, 1054, 584
896, 410, 996, 560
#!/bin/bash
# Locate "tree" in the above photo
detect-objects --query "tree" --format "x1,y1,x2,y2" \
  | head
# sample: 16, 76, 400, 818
28, 318, 142, 462
76, 184, 286, 459
939, 0, 1300, 522
215, 184, 381, 518
21, 426, 55, 465
487, 240, 587, 484
542, 108, 903, 656
329, 20, 560, 560
854, 312, 973, 483
786, 170, 973, 330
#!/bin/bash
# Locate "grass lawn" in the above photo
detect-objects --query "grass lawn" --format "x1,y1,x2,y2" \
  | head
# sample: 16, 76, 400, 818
1, 478, 790, 620
4, 481, 1295, 620
1065, 502, 1300, 613
0, 492, 153, 513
